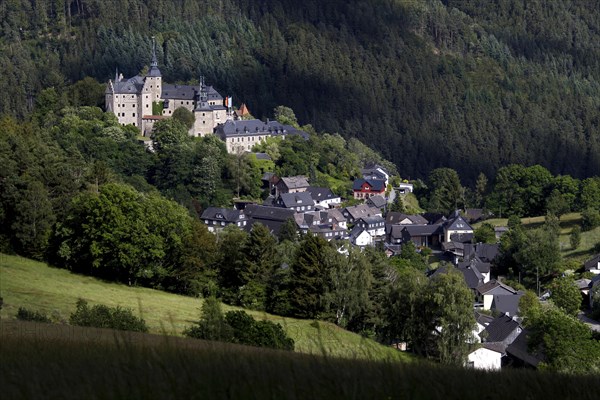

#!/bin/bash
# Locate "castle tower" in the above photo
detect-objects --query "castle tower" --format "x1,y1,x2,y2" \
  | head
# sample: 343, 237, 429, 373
144, 36, 162, 102
192, 76, 215, 137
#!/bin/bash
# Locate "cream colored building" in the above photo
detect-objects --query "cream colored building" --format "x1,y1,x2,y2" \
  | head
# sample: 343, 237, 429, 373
105, 39, 231, 137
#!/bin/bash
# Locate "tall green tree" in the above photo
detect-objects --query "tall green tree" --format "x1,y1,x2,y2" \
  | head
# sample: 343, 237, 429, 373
288, 234, 331, 318
427, 168, 463, 214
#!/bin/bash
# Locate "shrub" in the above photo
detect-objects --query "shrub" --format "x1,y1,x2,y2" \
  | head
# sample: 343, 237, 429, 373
69, 299, 148, 332
184, 297, 233, 342
581, 208, 600, 231
185, 302, 294, 351
225, 310, 294, 351
16, 307, 51, 323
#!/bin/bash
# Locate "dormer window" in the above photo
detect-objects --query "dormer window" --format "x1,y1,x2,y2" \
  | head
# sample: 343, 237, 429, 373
216, 213, 224, 219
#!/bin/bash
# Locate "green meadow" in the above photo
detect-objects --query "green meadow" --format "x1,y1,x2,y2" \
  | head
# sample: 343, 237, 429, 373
475, 212, 600, 262
0, 253, 407, 361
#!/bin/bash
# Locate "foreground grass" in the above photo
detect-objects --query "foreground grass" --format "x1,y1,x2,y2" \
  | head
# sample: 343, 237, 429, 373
0, 253, 407, 361
0, 323, 598, 400
476, 213, 600, 262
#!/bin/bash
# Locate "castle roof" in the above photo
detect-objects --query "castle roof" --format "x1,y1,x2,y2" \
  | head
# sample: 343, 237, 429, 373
216, 119, 308, 138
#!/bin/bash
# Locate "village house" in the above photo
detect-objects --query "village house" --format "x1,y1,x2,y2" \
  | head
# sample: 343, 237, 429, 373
200, 207, 247, 233
342, 204, 382, 224
305, 187, 341, 209
275, 176, 310, 196
355, 216, 386, 238
467, 343, 504, 371
476, 280, 519, 310
275, 192, 315, 212
350, 226, 374, 247
361, 165, 390, 187
243, 204, 297, 235
366, 194, 387, 211
584, 254, 600, 275
352, 178, 386, 200
443, 212, 474, 243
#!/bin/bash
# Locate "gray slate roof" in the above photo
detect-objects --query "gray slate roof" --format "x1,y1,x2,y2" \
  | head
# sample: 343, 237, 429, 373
244, 204, 296, 222
112, 76, 145, 94
367, 195, 387, 208
216, 119, 308, 138
279, 192, 314, 208
402, 224, 443, 237
481, 315, 521, 343
492, 293, 524, 317
306, 187, 339, 202
279, 176, 310, 191
200, 207, 245, 222
386, 213, 429, 225
505, 330, 546, 367
477, 280, 517, 296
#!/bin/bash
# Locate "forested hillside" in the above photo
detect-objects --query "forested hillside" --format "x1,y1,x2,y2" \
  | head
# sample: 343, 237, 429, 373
3, 0, 600, 183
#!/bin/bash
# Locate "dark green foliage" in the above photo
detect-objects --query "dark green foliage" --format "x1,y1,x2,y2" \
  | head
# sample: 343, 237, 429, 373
549, 278, 582, 317
69, 299, 148, 333
225, 310, 294, 351
515, 228, 561, 290
592, 285, 600, 320
473, 222, 497, 244
16, 307, 51, 323
570, 226, 582, 250
171, 107, 196, 130
388, 193, 405, 213
288, 234, 331, 318
385, 266, 475, 364
525, 305, 600, 374
582, 208, 600, 231
185, 300, 294, 351
278, 218, 299, 243
51, 183, 192, 285
427, 168, 463, 214
184, 297, 233, 342
5, 1, 600, 185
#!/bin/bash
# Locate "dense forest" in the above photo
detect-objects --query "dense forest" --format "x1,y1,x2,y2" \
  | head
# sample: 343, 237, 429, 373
3, 0, 600, 183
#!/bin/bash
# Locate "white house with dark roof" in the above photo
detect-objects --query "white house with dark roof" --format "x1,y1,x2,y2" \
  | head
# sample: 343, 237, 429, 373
215, 120, 308, 154
350, 226, 374, 247
342, 204, 381, 224
443, 213, 474, 243
276, 192, 314, 212
201, 207, 247, 233
476, 280, 518, 310
467, 343, 503, 370
584, 254, 600, 275
355, 216, 386, 237
306, 187, 341, 209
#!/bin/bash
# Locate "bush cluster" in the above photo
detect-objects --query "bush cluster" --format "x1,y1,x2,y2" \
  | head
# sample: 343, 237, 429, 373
69, 299, 148, 333
16, 307, 51, 323
184, 297, 294, 351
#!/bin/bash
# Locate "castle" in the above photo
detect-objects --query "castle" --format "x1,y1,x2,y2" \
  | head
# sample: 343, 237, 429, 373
105, 38, 232, 137
105, 38, 308, 152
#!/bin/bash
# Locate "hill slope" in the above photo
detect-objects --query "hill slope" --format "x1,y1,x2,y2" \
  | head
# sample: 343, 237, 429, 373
0, 253, 407, 361
3, 1, 600, 183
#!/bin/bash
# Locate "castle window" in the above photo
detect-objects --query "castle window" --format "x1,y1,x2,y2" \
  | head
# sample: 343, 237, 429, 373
146, 105, 149, 108
202, 113, 205, 116
132, 113, 135, 117
203, 121, 206, 124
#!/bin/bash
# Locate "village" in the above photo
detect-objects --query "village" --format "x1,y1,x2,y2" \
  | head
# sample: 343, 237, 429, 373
104, 43, 600, 372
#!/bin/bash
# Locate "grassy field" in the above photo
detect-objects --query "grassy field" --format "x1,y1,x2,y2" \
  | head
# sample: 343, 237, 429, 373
1, 322, 599, 399
474, 212, 600, 263
0, 253, 408, 361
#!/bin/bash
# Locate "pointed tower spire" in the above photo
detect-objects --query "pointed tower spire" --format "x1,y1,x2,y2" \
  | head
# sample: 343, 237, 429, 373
147, 36, 162, 77
151, 36, 158, 67
115, 67, 119, 82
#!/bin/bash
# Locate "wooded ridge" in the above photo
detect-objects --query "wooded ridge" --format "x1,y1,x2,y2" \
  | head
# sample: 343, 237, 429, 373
3, 0, 600, 183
